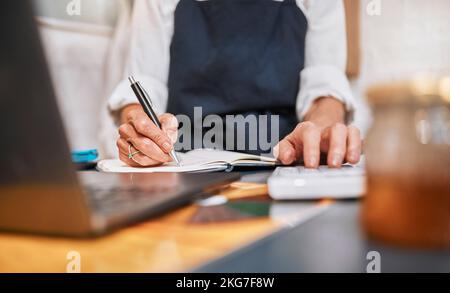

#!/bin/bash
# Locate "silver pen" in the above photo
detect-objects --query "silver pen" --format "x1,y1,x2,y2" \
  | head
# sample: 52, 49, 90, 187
128, 76, 181, 166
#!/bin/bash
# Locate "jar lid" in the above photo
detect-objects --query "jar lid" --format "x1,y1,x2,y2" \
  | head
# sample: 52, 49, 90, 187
366, 74, 450, 106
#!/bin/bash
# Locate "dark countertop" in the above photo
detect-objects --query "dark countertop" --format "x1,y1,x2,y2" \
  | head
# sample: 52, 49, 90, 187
196, 201, 450, 273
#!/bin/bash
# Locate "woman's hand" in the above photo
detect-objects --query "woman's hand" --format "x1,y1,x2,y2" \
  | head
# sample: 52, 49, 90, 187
275, 97, 362, 168
116, 104, 178, 167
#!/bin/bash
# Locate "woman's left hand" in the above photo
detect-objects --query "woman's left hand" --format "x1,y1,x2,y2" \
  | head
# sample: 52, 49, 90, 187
274, 97, 362, 168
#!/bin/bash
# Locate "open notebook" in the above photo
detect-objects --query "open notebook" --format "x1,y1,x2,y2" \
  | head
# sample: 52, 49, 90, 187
97, 149, 278, 173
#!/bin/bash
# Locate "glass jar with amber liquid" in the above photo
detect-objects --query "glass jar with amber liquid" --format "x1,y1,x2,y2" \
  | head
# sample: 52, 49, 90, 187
362, 75, 450, 249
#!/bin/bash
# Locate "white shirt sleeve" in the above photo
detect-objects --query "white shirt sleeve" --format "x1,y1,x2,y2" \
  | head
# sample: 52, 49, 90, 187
107, 0, 178, 119
297, 0, 356, 122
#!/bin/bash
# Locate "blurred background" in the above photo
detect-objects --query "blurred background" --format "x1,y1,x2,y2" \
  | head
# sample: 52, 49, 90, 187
32, 0, 450, 157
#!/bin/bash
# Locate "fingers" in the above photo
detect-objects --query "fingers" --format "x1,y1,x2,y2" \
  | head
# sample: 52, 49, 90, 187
117, 109, 178, 167
128, 111, 174, 153
275, 122, 321, 168
118, 122, 138, 139
128, 136, 172, 163
326, 124, 348, 168
276, 121, 362, 169
117, 120, 171, 166
300, 122, 321, 168
119, 152, 161, 168
118, 153, 140, 167
274, 138, 297, 165
274, 124, 304, 165
118, 123, 171, 163
118, 124, 172, 163
346, 125, 361, 164
117, 138, 168, 167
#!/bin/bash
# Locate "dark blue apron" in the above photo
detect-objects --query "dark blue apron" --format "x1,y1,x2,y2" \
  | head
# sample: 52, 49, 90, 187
167, 0, 308, 154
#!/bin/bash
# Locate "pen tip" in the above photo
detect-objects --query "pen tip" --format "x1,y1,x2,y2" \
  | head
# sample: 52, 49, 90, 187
169, 150, 182, 167
128, 76, 136, 84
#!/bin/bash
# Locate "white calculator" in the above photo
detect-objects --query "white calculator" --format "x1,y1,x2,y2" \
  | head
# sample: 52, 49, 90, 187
268, 164, 366, 200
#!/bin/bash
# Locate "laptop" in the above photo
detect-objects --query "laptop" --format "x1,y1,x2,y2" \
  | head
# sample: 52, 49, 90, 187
0, 1, 239, 237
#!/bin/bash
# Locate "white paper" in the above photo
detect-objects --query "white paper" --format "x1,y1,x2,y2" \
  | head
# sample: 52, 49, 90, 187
97, 149, 277, 173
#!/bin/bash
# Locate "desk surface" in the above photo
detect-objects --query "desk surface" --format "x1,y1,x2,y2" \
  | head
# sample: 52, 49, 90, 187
1, 176, 449, 273
0, 179, 329, 273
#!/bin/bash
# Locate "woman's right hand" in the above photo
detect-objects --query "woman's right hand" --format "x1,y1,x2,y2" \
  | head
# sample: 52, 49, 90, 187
116, 104, 178, 167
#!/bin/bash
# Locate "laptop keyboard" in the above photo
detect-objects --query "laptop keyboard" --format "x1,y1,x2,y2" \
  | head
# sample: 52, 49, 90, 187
83, 185, 176, 214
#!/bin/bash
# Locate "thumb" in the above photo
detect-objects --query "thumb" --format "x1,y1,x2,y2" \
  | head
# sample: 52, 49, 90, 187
159, 113, 178, 144
274, 139, 297, 165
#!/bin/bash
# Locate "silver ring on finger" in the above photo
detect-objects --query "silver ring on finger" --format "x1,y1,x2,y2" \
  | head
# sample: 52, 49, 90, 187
128, 143, 141, 163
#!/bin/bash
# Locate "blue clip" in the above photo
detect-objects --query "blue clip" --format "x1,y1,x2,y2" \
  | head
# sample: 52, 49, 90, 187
71, 149, 99, 164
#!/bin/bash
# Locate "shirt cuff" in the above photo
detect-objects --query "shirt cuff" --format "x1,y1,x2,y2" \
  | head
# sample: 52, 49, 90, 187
297, 65, 356, 123
107, 75, 168, 125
